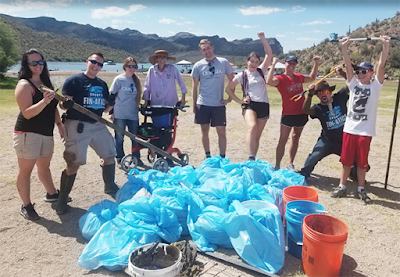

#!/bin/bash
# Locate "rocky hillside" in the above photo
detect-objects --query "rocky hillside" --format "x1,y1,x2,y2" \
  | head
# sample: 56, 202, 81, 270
0, 14, 283, 64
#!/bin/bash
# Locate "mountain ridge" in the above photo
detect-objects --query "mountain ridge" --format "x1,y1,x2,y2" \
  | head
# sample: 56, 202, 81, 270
0, 14, 283, 65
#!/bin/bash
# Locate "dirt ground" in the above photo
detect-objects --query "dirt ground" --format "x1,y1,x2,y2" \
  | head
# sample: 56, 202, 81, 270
1, 71, 399, 277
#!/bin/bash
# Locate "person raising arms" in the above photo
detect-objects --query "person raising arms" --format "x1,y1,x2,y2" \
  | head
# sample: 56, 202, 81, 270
266, 54, 320, 171
225, 32, 273, 161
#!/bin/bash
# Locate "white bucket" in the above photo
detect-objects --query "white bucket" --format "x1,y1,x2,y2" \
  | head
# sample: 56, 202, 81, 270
127, 242, 182, 277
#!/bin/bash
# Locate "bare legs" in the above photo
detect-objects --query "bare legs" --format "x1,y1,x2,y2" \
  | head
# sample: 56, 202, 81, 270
243, 110, 267, 158
275, 125, 304, 169
17, 155, 57, 206
200, 124, 227, 157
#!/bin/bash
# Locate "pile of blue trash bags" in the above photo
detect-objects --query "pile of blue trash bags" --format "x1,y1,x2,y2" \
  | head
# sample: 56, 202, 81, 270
78, 156, 306, 274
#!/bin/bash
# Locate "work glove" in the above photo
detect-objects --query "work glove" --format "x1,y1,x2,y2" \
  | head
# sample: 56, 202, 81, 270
63, 98, 75, 109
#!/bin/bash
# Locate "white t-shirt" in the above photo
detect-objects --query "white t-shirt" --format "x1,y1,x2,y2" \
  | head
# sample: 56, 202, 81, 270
343, 76, 383, 137
233, 68, 268, 103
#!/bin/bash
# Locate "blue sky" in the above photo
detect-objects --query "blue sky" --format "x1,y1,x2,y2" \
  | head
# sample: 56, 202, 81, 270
1, 0, 399, 52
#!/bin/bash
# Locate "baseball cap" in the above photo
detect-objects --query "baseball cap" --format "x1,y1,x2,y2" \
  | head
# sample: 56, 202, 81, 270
285, 54, 298, 63
356, 62, 374, 71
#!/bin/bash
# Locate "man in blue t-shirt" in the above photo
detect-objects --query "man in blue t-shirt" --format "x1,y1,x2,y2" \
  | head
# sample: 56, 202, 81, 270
56, 52, 119, 215
299, 78, 350, 178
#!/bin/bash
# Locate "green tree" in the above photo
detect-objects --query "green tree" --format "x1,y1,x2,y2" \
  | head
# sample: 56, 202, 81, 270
0, 21, 19, 75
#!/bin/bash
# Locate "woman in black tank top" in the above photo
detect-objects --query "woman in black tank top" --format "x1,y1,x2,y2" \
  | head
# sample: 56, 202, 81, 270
13, 49, 65, 220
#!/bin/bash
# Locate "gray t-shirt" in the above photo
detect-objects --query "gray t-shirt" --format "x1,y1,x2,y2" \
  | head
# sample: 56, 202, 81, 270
109, 74, 139, 120
191, 57, 235, 106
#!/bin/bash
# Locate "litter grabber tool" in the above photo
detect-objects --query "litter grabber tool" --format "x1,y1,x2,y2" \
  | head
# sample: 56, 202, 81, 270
290, 63, 344, 101
38, 85, 186, 167
329, 33, 400, 42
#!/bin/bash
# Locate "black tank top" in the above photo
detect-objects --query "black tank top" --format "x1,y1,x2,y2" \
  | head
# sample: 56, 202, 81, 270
14, 80, 58, 136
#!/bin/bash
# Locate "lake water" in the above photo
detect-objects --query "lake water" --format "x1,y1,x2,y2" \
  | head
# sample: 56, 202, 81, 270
7, 61, 194, 73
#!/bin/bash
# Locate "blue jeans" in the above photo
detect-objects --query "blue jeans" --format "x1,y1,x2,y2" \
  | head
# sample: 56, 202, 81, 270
113, 118, 139, 160
300, 137, 342, 178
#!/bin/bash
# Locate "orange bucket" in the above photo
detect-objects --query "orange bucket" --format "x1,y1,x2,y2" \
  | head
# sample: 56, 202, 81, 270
302, 214, 348, 277
282, 186, 318, 225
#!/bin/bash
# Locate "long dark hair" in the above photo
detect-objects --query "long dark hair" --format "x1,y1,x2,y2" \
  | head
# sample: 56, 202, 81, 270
18, 48, 53, 89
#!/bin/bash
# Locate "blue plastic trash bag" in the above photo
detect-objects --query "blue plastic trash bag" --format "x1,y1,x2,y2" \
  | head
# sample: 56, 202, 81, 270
169, 165, 199, 188
115, 175, 150, 204
268, 169, 306, 189
78, 197, 182, 271
247, 184, 275, 204
224, 200, 285, 274
192, 205, 232, 250
79, 200, 119, 241
193, 177, 246, 210
152, 187, 191, 236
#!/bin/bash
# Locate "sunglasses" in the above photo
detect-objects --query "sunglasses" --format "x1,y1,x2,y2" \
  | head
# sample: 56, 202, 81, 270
27, 60, 45, 66
317, 89, 330, 96
126, 65, 138, 69
88, 60, 104, 67
208, 62, 215, 76
355, 70, 368, 75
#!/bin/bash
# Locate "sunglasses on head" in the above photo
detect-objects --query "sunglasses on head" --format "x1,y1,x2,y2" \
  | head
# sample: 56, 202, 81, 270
88, 60, 104, 67
208, 62, 215, 76
126, 65, 138, 69
317, 89, 330, 96
355, 70, 368, 75
28, 60, 45, 66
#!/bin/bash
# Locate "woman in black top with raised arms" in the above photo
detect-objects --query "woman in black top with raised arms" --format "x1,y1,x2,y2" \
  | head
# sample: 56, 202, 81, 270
13, 48, 65, 220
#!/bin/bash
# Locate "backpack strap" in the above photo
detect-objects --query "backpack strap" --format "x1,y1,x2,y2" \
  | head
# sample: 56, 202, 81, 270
256, 68, 266, 84
241, 70, 249, 97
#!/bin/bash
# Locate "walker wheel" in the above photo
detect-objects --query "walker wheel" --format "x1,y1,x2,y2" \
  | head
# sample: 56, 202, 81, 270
179, 154, 189, 165
147, 150, 156, 163
153, 158, 169, 173
120, 154, 138, 173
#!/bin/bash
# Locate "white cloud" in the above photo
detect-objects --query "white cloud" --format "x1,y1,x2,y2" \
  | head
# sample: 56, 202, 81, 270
91, 4, 146, 19
290, 6, 305, 13
159, 18, 175, 24
301, 20, 333, 26
0, 0, 70, 13
234, 24, 259, 29
238, 6, 284, 16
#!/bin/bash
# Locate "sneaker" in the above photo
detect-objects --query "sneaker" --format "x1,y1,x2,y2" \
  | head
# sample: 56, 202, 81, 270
20, 203, 40, 221
286, 164, 295, 171
44, 189, 72, 203
274, 165, 280, 171
358, 189, 372, 204
331, 186, 347, 198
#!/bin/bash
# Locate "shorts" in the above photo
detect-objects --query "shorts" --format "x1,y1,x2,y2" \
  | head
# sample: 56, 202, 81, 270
242, 101, 270, 119
340, 132, 371, 169
281, 114, 309, 128
64, 119, 116, 166
194, 105, 226, 127
13, 132, 54, 159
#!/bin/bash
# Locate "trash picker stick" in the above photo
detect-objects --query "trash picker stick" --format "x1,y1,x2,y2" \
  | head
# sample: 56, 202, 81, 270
38, 85, 185, 166
384, 74, 400, 189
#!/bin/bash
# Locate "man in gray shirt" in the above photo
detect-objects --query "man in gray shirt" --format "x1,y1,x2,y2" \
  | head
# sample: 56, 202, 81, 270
191, 39, 235, 159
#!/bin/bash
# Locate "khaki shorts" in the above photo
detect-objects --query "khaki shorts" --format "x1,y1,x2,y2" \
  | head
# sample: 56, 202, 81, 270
13, 132, 54, 160
64, 119, 116, 166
